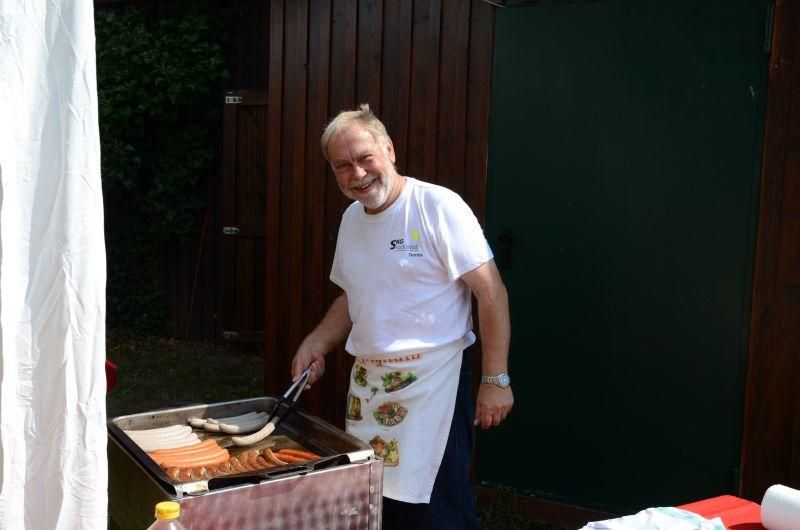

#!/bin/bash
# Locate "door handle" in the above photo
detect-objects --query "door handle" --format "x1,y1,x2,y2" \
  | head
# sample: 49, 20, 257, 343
497, 230, 513, 271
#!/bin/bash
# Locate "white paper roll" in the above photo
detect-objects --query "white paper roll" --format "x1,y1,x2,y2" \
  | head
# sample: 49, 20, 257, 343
762, 484, 800, 530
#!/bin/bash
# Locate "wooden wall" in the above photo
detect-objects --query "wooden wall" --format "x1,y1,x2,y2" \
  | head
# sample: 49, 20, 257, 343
262, 0, 496, 426
741, 0, 800, 501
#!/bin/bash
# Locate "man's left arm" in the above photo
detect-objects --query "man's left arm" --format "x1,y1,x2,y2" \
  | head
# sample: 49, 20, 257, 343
461, 259, 514, 429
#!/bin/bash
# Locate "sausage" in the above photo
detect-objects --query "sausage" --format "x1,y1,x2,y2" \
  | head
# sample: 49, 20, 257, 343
262, 448, 288, 466
228, 457, 248, 474
148, 440, 220, 461
217, 460, 233, 475
134, 434, 200, 453
150, 439, 219, 456
274, 453, 309, 464
149, 444, 222, 466
125, 426, 193, 442
277, 449, 320, 460
230, 421, 276, 447
124, 425, 190, 437
159, 449, 229, 469
158, 449, 229, 469
254, 455, 273, 469
177, 468, 195, 482
187, 417, 207, 428
236, 451, 257, 471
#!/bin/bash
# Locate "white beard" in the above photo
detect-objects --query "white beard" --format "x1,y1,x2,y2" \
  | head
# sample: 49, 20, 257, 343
345, 173, 391, 210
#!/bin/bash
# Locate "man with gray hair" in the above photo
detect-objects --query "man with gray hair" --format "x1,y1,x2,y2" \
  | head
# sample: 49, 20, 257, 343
292, 104, 513, 529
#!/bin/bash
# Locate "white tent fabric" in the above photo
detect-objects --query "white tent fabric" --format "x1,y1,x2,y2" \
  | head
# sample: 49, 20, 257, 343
0, 0, 107, 528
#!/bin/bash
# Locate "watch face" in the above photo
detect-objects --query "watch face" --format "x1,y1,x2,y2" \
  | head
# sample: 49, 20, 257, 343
498, 374, 511, 388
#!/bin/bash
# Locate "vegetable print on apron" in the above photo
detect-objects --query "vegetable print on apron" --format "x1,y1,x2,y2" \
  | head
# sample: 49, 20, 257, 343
346, 343, 464, 503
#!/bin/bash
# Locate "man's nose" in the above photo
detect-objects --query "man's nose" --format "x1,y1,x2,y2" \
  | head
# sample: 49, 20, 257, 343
353, 164, 367, 179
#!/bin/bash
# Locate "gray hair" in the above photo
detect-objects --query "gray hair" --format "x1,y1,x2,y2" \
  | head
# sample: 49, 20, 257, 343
321, 104, 391, 160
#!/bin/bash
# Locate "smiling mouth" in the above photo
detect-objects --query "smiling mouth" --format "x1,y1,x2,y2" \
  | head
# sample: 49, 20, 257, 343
353, 177, 377, 191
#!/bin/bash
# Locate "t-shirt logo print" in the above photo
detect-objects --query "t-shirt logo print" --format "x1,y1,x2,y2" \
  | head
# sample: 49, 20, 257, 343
389, 230, 423, 257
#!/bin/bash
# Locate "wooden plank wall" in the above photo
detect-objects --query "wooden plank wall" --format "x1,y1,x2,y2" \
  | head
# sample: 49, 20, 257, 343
740, 0, 800, 500
263, 0, 496, 426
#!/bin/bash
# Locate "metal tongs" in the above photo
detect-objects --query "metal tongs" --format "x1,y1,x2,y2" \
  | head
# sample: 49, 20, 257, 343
219, 367, 312, 447
266, 367, 312, 428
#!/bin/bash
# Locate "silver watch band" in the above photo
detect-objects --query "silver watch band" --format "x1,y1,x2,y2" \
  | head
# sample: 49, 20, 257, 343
480, 373, 511, 388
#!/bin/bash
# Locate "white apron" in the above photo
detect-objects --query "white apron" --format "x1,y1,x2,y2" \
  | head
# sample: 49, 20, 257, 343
346, 343, 464, 503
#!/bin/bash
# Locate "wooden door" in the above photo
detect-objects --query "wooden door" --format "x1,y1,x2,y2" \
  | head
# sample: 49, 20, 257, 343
481, 0, 771, 512
219, 90, 268, 343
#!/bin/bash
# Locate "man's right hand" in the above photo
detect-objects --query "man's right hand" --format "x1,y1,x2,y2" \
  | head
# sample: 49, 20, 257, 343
291, 340, 327, 388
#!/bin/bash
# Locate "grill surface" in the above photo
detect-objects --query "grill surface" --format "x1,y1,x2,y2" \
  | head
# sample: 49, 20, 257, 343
109, 397, 382, 529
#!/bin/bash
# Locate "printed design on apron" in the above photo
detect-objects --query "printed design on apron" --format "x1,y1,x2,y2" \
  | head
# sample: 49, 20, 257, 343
346, 394, 362, 421
373, 401, 408, 426
354, 365, 368, 387
346, 345, 463, 503
369, 435, 399, 467
381, 371, 417, 392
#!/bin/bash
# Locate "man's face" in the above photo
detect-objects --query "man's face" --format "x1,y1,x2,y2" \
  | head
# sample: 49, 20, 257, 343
327, 124, 397, 213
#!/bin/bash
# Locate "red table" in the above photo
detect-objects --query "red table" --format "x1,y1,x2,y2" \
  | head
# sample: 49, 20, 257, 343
679, 495, 764, 530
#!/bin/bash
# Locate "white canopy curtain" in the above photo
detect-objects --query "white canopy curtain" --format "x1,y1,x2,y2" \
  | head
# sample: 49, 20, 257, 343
0, 0, 107, 528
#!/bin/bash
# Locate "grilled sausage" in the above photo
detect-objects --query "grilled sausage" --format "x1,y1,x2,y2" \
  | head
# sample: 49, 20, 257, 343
230, 421, 276, 446
277, 449, 320, 460
158, 449, 229, 469
262, 448, 288, 466
228, 457, 248, 474
217, 460, 233, 475
177, 468, 195, 482
254, 455, 273, 468
149, 439, 219, 458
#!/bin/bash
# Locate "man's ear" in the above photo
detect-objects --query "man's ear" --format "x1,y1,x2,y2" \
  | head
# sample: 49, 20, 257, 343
385, 138, 396, 164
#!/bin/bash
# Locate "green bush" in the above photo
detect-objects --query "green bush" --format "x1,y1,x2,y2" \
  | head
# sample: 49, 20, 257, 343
95, 2, 234, 333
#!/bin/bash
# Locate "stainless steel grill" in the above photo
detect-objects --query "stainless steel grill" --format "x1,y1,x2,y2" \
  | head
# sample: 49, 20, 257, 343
108, 397, 383, 529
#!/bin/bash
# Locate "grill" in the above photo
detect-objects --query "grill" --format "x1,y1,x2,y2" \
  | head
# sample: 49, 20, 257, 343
108, 397, 383, 529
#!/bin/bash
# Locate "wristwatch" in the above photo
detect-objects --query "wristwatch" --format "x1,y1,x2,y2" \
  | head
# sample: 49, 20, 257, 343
481, 373, 511, 389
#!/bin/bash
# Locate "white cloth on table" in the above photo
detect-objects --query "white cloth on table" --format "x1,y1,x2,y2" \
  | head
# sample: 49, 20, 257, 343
581, 507, 724, 530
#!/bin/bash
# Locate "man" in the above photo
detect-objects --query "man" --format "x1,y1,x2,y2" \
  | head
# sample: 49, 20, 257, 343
291, 104, 513, 529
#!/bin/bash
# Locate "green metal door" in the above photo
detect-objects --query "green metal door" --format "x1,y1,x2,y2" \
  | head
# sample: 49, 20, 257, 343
480, 0, 770, 512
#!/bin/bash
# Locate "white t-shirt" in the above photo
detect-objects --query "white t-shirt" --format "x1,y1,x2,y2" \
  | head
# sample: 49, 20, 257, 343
330, 177, 493, 357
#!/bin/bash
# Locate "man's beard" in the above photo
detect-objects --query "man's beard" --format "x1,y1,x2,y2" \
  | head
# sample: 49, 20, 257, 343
344, 172, 391, 210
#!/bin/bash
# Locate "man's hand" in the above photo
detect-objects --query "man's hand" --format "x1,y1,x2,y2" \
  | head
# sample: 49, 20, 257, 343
474, 384, 514, 429
291, 340, 327, 388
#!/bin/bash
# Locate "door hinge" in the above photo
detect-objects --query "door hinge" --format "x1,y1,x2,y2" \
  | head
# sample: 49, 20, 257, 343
222, 226, 240, 235
763, 1, 775, 54
225, 95, 243, 104
222, 331, 239, 340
